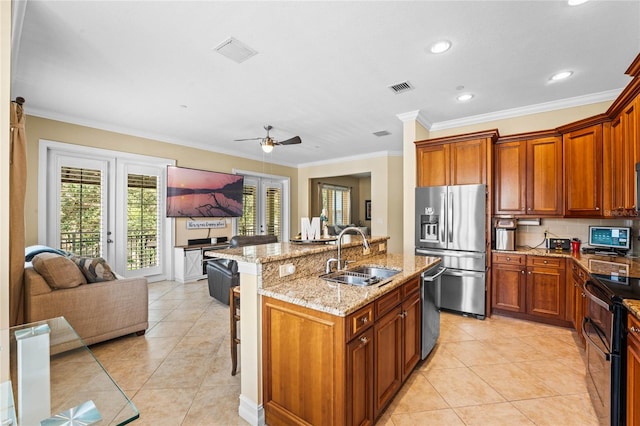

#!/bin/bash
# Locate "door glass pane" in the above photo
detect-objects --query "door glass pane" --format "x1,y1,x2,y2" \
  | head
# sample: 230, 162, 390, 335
127, 173, 159, 271
321, 184, 351, 225
265, 186, 281, 238
59, 166, 103, 256
239, 183, 257, 236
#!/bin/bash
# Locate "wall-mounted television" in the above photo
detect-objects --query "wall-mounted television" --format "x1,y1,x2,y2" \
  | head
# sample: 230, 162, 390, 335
166, 166, 244, 218
588, 226, 631, 252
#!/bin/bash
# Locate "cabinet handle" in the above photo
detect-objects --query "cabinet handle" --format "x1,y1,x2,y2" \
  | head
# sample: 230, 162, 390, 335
543, 260, 548, 264
595, 207, 600, 211
521, 270, 525, 274
360, 336, 369, 344
528, 271, 532, 275
506, 257, 511, 261
527, 208, 531, 211
360, 316, 369, 324
631, 327, 640, 334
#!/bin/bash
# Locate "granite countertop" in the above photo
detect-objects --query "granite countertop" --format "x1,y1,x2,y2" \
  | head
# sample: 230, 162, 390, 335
494, 246, 640, 321
206, 235, 389, 264
259, 253, 441, 317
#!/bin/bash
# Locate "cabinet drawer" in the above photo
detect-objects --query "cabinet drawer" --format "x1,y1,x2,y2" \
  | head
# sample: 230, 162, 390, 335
571, 261, 587, 280
346, 304, 374, 342
401, 277, 421, 298
492, 252, 525, 265
375, 288, 402, 319
527, 256, 565, 269
629, 314, 640, 338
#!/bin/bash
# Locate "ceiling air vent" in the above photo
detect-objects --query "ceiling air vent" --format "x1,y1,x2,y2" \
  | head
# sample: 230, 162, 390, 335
388, 81, 414, 94
214, 37, 258, 63
373, 130, 391, 137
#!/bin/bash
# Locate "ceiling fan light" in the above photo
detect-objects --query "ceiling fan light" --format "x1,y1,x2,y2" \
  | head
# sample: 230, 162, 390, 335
261, 142, 274, 153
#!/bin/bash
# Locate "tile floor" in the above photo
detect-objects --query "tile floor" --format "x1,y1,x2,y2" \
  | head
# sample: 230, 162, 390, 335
89, 279, 600, 425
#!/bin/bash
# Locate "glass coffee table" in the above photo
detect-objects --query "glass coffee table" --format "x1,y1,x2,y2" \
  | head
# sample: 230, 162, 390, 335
5, 316, 138, 425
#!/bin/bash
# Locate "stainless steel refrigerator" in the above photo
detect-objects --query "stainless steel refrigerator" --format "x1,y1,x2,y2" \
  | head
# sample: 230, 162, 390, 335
415, 184, 487, 319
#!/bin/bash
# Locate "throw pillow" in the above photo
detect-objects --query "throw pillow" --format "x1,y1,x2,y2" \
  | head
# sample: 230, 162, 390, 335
70, 256, 117, 283
32, 252, 87, 289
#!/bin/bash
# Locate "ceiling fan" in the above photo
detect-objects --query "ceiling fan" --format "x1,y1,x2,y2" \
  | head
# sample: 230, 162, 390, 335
235, 125, 301, 153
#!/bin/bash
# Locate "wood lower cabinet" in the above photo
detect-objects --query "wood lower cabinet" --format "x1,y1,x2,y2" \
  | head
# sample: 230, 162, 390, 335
492, 253, 569, 326
491, 253, 526, 312
373, 286, 421, 416
627, 314, 640, 426
563, 124, 603, 217
262, 277, 422, 426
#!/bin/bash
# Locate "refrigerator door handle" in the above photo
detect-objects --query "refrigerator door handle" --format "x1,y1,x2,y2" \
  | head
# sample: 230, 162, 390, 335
416, 249, 484, 259
439, 192, 446, 244
448, 192, 453, 243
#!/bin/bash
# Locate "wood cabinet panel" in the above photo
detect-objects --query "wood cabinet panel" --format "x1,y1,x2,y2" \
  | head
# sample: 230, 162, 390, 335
374, 306, 402, 416
401, 289, 421, 382
494, 141, 526, 214
628, 314, 640, 426
527, 137, 563, 216
492, 252, 525, 265
346, 327, 374, 426
262, 298, 345, 426
526, 265, 565, 320
347, 304, 374, 342
494, 136, 562, 216
450, 139, 487, 185
417, 144, 449, 187
563, 125, 603, 216
623, 96, 639, 210
492, 262, 526, 313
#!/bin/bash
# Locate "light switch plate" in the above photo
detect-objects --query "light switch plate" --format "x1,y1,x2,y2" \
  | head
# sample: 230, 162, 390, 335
279, 263, 295, 277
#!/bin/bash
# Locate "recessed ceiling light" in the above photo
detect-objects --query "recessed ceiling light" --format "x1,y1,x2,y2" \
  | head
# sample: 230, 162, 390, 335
550, 71, 573, 81
457, 93, 474, 102
430, 40, 452, 54
568, 0, 588, 5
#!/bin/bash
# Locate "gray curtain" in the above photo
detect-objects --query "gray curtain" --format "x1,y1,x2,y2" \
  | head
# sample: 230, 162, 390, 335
9, 98, 27, 326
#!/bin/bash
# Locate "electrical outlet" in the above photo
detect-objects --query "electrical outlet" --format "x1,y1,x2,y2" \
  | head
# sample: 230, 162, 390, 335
363, 247, 371, 255
279, 263, 295, 277
379, 242, 386, 252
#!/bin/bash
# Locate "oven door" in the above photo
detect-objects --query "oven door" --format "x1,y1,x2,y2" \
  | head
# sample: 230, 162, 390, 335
583, 317, 612, 425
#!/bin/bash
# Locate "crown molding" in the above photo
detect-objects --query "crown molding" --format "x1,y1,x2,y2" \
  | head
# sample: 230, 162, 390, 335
297, 150, 402, 169
396, 110, 432, 130
429, 88, 623, 132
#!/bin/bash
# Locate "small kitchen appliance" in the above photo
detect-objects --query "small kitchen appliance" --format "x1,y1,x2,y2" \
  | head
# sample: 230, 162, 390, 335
494, 218, 516, 251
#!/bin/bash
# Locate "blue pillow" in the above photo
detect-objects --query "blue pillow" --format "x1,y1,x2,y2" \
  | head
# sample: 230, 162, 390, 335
25, 245, 65, 262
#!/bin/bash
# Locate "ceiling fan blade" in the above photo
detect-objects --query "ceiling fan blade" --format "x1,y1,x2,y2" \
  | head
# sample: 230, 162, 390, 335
234, 137, 263, 141
275, 136, 302, 146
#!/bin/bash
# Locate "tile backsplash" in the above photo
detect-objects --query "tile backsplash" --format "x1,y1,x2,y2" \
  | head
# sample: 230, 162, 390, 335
515, 218, 640, 255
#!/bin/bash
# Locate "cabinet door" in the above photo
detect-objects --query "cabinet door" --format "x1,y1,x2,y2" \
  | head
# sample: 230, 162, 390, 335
563, 125, 603, 216
492, 263, 526, 313
627, 315, 640, 426
450, 139, 487, 185
374, 306, 402, 417
604, 117, 625, 214
526, 267, 566, 320
494, 141, 526, 214
527, 136, 563, 216
417, 144, 449, 187
346, 327, 374, 426
623, 97, 639, 210
401, 290, 421, 382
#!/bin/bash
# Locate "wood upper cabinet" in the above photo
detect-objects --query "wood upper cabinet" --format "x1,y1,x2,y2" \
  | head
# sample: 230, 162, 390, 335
416, 131, 497, 187
563, 124, 603, 217
494, 135, 562, 216
417, 144, 449, 187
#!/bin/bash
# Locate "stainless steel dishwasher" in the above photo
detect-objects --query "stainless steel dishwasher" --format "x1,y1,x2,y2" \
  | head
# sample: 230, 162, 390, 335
421, 264, 446, 359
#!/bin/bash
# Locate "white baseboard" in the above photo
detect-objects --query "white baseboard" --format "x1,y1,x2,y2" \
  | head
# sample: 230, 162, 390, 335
238, 394, 265, 426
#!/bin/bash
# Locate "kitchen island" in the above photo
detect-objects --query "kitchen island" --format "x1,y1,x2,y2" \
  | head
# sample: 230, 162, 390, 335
210, 236, 440, 426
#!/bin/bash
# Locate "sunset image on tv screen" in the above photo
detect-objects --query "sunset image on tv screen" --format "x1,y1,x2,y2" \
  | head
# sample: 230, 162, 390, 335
166, 166, 244, 217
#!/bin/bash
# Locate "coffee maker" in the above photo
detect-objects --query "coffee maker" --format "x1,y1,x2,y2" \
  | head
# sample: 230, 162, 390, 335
494, 218, 517, 251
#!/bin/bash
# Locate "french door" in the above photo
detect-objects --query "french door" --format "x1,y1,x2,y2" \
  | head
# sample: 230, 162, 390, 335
237, 175, 289, 242
40, 141, 170, 279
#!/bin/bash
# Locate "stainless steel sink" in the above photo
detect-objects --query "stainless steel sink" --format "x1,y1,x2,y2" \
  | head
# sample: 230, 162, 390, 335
348, 266, 400, 279
319, 266, 400, 287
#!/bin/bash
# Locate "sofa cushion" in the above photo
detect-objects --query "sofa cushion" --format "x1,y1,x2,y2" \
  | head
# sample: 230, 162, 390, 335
70, 256, 117, 283
32, 252, 87, 289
